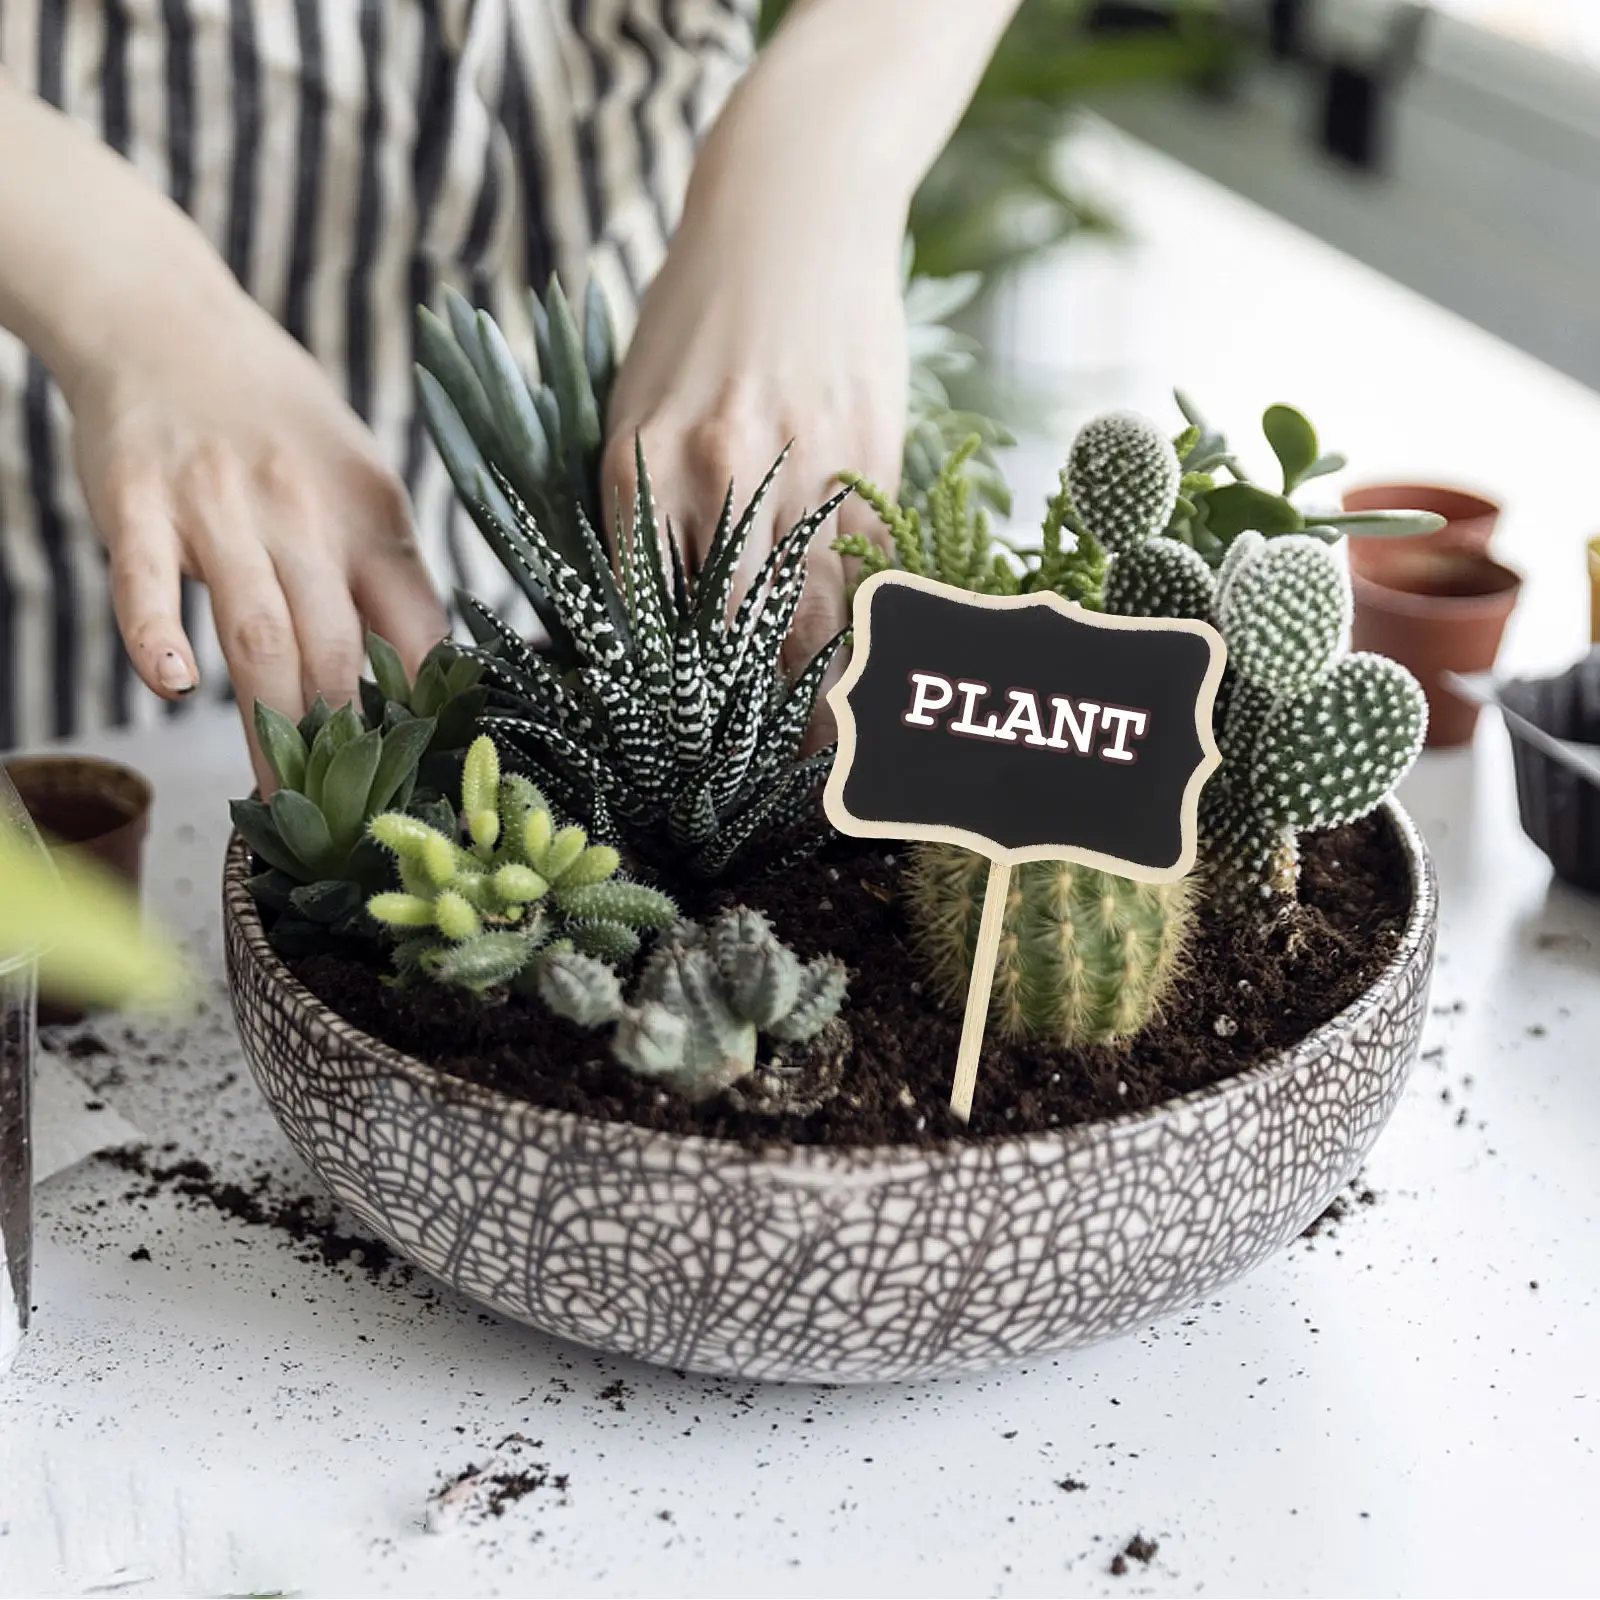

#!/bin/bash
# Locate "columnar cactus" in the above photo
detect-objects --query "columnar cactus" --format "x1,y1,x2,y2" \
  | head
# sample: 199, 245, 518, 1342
906, 846, 1194, 1046
537, 908, 847, 1103
366, 735, 677, 994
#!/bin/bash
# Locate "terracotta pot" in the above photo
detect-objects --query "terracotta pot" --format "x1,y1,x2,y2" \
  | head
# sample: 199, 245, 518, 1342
1349, 548, 1523, 748
1342, 484, 1501, 582
1499, 649, 1600, 893
3, 756, 152, 1025
222, 805, 1437, 1384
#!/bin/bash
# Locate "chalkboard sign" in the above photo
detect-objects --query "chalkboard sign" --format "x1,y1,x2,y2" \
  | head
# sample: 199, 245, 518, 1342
823, 572, 1225, 1122
824, 572, 1225, 881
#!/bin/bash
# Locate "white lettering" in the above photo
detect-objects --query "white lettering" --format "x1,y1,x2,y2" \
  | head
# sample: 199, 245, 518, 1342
950, 681, 1001, 739
1046, 697, 1102, 754
904, 672, 954, 727
1099, 707, 1149, 762
995, 690, 1047, 745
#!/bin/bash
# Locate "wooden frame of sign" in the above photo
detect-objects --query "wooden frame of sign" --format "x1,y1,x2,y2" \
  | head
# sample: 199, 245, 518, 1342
824, 571, 1226, 1123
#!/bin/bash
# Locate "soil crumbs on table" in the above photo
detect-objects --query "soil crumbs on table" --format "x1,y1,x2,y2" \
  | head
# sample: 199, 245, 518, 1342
1110, 1535, 1160, 1577
290, 815, 1409, 1150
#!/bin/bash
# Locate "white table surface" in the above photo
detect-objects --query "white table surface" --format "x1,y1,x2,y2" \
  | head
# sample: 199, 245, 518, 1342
3, 130, 1600, 1600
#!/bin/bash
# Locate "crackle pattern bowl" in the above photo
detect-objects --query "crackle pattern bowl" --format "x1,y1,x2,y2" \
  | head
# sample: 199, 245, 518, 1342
223, 802, 1437, 1384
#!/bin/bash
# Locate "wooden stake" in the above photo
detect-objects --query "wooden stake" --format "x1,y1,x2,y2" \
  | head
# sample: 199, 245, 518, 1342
949, 856, 1011, 1123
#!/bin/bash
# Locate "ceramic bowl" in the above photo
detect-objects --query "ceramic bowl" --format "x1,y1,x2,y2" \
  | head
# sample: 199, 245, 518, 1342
223, 803, 1438, 1384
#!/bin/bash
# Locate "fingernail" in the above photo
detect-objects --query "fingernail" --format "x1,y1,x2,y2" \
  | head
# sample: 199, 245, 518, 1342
157, 651, 197, 696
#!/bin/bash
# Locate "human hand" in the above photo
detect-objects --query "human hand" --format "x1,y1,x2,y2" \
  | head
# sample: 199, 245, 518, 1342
602, 62, 911, 727
65, 276, 448, 791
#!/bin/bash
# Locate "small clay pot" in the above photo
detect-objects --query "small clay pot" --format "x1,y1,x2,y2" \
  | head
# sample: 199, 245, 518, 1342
1349, 548, 1523, 748
1342, 484, 1501, 582
1499, 649, 1600, 893
3, 756, 153, 1025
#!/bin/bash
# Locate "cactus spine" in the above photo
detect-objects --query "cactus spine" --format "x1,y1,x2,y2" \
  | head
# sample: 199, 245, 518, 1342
907, 845, 1193, 1047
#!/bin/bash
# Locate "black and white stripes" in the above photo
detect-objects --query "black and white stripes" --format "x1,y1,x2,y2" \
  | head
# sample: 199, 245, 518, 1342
0, 0, 757, 748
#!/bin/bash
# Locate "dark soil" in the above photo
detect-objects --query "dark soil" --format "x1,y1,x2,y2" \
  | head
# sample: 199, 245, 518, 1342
99, 1145, 401, 1282
1110, 1535, 1160, 1576
287, 815, 1409, 1149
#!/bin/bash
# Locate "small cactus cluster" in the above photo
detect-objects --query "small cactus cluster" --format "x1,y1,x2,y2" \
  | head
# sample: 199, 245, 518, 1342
365, 736, 676, 994
908, 848, 1194, 1048
1065, 409, 1430, 907
537, 908, 847, 1104
233, 636, 486, 957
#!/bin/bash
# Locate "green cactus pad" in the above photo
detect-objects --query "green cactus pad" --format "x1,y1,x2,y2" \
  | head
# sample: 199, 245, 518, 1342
1067, 411, 1182, 554
1218, 535, 1351, 698
1103, 537, 1218, 621
1249, 653, 1428, 830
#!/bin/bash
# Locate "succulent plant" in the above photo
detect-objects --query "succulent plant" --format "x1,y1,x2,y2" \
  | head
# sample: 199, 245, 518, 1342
230, 635, 486, 958
536, 908, 847, 1104
907, 846, 1194, 1047
836, 435, 1104, 606
1161, 392, 1445, 566
1075, 407, 1431, 907
444, 432, 849, 881
365, 735, 677, 994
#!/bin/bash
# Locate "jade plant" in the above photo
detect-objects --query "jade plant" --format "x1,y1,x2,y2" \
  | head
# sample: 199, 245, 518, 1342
839, 439, 1192, 1048
231, 635, 485, 956
1067, 410, 1430, 907
365, 735, 677, 995
1160, 393, 1445, 564
537, 908, 846, 1103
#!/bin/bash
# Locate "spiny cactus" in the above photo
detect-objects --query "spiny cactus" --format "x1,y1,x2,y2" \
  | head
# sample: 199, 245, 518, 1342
537, 908, 847, 1104
907, 845, 1194, 1047
1073, 401, 1431, 906
365, 735, 677, 994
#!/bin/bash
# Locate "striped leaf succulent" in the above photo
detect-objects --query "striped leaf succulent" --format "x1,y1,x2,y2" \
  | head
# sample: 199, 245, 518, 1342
365, 735, 677, 995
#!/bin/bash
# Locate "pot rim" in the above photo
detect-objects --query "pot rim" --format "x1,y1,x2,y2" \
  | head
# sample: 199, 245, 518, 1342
1341, 481, 1502, 522
223, 799, 1437, 1176
1349, 558, 1523, 619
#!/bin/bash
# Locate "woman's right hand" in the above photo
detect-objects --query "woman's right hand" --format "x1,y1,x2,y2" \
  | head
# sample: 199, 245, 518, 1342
66, 277, 448, 790
0, 71, 447, 791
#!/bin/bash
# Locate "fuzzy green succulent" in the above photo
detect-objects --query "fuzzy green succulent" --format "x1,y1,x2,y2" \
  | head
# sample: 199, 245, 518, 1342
537, 908, 847, 1104
230, 635, 485, 958
1074, 407, 1431, 907
365, 735, 677, 994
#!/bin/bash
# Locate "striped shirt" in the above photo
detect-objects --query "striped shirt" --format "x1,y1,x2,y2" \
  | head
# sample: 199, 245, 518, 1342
0, 0, 756, 747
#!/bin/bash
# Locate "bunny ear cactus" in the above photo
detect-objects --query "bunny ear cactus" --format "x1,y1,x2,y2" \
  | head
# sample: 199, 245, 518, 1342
537, 909, 847, 1106
1201, 535, 1427, 907
365, 735, 677, 994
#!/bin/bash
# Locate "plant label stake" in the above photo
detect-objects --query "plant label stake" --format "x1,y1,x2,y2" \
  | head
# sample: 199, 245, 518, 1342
824, 571, 1225, 1123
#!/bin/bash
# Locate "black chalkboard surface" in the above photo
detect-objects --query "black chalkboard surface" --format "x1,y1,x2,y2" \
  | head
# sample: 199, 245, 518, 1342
824, 572, 1225, 881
